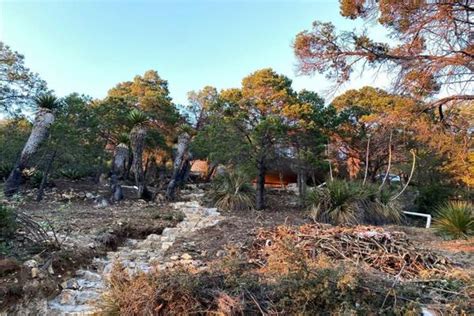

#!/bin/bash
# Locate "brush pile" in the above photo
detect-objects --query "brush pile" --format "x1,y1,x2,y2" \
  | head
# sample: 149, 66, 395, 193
251, 224, 451, 279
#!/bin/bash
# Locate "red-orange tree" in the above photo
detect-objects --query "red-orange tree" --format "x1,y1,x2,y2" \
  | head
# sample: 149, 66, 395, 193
294, 1, 473, 110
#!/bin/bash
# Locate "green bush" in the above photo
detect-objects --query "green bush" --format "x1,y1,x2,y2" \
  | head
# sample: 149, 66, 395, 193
415, 183, 454, 214
434, 201, 473, 239
306, 180, 365, 225
0, 163, 13, 180
0, 204, 17, 238
29, 170, 44, 188
59, 168, 89, 180
208, 170, 255, 211
306, 180, 402, 225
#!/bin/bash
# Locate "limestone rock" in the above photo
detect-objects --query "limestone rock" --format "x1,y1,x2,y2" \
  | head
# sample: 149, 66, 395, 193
61, 278, 80, 290
31, 267, 39, 278
24, 259, 38, 269
181, 253, 192, 260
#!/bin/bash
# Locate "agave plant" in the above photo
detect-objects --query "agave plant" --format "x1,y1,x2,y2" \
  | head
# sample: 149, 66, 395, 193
209, 170, 255, 211
434, 201, 473, 239
35, 94, 60, 110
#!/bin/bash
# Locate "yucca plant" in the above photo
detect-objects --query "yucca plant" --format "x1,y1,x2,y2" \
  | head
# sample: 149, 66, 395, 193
4, 95, 57, 196
60, 168, 84, 180
35, 94, 60, 110
0, 163, 13, 180
307, 180, 403, 225
209, 170, 255, 211
127, 109, 148, 127
116, 132, 130, 145
364, 186, 403, 224
0, 204, 16, 238
29, 170, 44, 188
434, 201, 473, 239
306, 180, 366, 225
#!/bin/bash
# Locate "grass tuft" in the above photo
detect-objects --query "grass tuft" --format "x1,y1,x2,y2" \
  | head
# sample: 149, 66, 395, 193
208, 170, 255, 212
434, 201, 473, 239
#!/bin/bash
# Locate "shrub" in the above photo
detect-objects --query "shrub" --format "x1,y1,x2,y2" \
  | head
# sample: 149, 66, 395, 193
0, 163, 13, 180
101, 255, 423, 315
306, 180, 402, 225
29, 170, 44, 188
59, 168, 87, 180
208, 170, 255, 211
306, 180, 365, 225
434, 201, 473, 239
367, 186, 403, 224
415, 183, 454, 214
0, 204, 16, 238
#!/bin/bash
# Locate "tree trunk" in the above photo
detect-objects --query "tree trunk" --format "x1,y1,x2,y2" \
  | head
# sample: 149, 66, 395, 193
256, 158, 266, 210
110, 174, 123, 202
5, 109, 55, 197
177, 155, 192, 187
297, 171, 307, 198
125, 149, 133, 180
205, 161, 217, 181
166, 132, 190, 200
113, 143, 129, 179
130, 125, 148, 199
145, 158, 158, 184
110, 143, 129, 202
36, 149, 57, 202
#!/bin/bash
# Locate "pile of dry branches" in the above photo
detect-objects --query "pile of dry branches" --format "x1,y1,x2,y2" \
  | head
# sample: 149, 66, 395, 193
251, 224, 451, 279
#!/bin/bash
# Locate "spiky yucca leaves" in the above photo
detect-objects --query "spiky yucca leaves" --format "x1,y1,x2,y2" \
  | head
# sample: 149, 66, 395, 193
364, 185, 403, 224
434, 201, 473, 239
209, 170, 255, 211
306, 180, 403, 225
127, 109, 148, 127
116, 132, 130, 145
306, 180, 366, 225
0, 204, 16, 238
60, 168, 85, 180
34, 94, 60, 110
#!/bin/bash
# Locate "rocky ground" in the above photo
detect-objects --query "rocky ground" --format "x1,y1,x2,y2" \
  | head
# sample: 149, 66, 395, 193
0, 180, 181, 313
1, 180, 473, 314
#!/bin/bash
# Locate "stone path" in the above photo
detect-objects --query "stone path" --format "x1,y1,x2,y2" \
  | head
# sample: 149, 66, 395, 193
47, 190, 222, 315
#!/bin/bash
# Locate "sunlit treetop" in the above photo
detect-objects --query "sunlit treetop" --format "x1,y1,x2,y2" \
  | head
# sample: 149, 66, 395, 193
295, 0, 473, 106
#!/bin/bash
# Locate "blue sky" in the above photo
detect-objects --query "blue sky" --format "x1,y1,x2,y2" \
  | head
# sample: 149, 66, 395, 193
1, 0, 390, 106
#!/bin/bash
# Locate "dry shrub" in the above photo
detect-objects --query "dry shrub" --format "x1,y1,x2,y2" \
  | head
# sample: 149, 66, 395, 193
102, 260, 257, 315
101, 230, 471, 315
101, 262, 157, 315
215, 292, 243, 315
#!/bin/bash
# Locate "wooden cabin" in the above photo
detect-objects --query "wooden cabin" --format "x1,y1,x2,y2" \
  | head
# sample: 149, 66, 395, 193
190, 160, 297, 188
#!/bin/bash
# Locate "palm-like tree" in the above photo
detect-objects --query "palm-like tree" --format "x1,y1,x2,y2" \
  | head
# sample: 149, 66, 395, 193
166, 128, 191, 200
128, 109, 150, 199
4, 94, 59, 196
